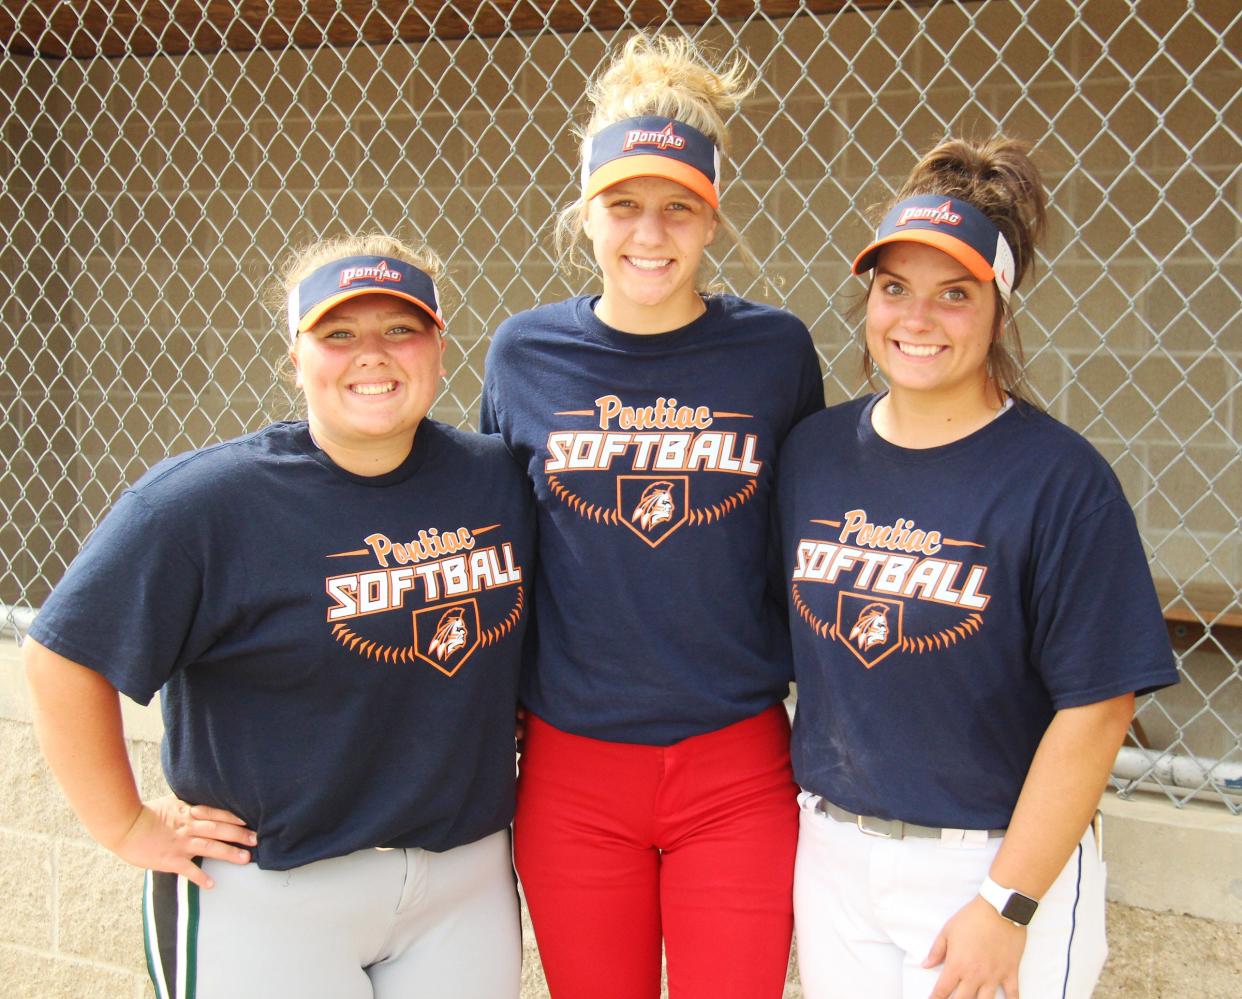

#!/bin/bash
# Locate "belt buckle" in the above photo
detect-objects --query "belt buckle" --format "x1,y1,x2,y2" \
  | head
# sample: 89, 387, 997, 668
856, 814, 902, 839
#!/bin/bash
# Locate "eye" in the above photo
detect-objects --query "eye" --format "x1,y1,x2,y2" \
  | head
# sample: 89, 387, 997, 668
943, 287, 969, 303
322, 328, 355, 341
880, 280, 906, 296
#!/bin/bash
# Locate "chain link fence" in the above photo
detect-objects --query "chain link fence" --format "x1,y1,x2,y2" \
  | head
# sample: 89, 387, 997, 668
1, 0, 1238, 810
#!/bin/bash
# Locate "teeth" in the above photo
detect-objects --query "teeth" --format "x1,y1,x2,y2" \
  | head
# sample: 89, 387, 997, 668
896, 342, 943, 357
627, 257, 671, 271
351, 382, 397, 396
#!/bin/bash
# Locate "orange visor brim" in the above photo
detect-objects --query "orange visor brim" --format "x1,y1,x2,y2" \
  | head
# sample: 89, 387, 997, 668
852, 230, 996, 283
585, 155, 719, 209
297, 288, 445, 334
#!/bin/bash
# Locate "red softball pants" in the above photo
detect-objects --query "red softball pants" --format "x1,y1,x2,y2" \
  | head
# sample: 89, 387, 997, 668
513, 704, 799, 999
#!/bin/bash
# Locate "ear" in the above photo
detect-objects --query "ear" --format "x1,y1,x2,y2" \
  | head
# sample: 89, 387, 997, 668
581, 198, 594, 241
704, 210, 719, 248
289, 344, 303, 387
438, 334, 447, 378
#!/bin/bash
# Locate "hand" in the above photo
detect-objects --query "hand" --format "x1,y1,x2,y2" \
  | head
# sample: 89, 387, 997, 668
923, 895, 1026, 999
107, 795, 257, 889
515, 705, 528, 752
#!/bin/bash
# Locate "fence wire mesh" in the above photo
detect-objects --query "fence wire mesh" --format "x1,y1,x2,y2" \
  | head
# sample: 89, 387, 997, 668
1, 0, 1238, 810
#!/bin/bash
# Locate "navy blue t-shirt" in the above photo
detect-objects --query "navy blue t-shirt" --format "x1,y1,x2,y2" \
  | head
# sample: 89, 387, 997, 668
481, 294, 824, 744
29, 420, 535, 869
776, 396, 1178, 830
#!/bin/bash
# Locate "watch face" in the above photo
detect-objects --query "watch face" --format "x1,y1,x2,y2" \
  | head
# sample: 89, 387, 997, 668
1002, 892, 1039, 926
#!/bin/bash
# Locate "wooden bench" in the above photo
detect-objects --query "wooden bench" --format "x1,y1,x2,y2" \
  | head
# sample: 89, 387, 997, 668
1156, 581, 1241, 658
1125, 582, 1239, 750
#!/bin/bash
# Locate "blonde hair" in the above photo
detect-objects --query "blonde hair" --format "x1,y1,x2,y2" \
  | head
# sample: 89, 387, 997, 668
863, 136, 1048, 404
555, 33, 756, 279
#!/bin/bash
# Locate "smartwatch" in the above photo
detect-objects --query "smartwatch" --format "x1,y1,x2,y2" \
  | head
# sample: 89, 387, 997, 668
979, 876, 1039, 926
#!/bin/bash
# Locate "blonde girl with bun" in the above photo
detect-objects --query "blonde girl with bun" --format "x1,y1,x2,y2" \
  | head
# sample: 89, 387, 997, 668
482, 33, 824, 999
776, 138, 1177, 999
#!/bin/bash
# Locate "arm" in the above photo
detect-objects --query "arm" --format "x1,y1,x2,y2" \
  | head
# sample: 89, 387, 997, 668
924, 691, 1134, 999
24, 637, 256, 888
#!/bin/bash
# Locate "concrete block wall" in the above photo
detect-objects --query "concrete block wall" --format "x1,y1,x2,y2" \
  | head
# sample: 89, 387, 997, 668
1, 3, 1238, 990
0, 641, 161, 998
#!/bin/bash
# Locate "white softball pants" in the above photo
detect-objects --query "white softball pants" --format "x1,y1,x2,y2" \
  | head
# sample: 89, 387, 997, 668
793, 792, 1107, 999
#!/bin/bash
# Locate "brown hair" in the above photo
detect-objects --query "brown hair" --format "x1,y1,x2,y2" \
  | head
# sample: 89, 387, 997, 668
862, 136, 1048, 404
554, 33, 757, 282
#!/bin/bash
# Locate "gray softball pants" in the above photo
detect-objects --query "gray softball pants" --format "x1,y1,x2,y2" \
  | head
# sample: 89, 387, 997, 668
143, 829, 521, 998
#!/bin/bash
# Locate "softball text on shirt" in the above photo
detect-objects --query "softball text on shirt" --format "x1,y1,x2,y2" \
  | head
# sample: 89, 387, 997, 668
323, 523, 524, 676
542, 393, 761, 547
790, 507, 990, 669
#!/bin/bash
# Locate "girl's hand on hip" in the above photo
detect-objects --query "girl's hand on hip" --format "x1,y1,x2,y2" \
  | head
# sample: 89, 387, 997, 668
111, 795, 257, 889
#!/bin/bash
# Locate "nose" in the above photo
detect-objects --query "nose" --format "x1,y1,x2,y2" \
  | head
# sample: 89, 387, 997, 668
901, 296, 935, 334
631, 205, 665, 246
354, 328, 392, 364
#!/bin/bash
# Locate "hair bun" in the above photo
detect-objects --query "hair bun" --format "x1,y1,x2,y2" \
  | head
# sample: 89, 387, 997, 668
897, 136, 1047, 293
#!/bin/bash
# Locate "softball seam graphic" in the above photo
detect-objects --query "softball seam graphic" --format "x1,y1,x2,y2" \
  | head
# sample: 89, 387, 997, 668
896, 614, 983, 652
329, 585, 525, 664
792, 583, 985, 654
547, 474, 757, 528
792, 583, 837, 640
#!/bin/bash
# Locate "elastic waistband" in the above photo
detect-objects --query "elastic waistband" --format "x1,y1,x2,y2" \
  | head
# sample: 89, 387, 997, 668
523, 702, 793, 762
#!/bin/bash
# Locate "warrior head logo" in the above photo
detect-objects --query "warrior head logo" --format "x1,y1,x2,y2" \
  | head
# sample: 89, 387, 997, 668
849, 601, 891, 652
632, 480, 675, 532
428, 606, 468, 661
412, 599, 482, 677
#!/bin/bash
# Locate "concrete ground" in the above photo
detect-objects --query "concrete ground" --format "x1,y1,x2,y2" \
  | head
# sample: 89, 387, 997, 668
518, 901, 1242, 998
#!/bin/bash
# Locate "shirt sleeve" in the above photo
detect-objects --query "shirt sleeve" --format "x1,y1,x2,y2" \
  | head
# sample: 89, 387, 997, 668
793, 327, 826, 424
479, 376, 500, 435
1027, 496, 1178, 708
478, 333, 505, 436
26, 490, 205, 705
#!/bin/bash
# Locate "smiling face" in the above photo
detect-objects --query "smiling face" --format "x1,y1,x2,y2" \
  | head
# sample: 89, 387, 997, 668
584, 175, 718, 334
291, 294, 444, 474
865, 241, 999, 410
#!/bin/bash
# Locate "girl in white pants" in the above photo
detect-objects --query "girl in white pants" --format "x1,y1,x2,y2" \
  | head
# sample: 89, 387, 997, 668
774, 137, 1178, 998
